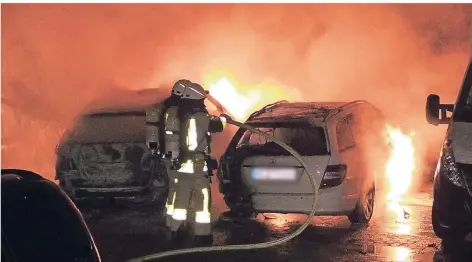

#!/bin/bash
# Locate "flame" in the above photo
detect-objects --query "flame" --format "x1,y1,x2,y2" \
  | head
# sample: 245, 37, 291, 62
385, 125, 415, 222
207, 77, 261, 121
203, 71, 301, 121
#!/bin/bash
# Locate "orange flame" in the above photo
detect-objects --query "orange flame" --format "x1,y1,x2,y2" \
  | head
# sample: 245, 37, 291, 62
207, 77, 261, 121
203, 72, 301, 121
385, 125, 415, 222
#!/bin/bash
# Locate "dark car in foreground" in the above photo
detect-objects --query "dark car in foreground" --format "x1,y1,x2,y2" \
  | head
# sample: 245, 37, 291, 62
426, 59, 472, 250
1, 169, 101, 262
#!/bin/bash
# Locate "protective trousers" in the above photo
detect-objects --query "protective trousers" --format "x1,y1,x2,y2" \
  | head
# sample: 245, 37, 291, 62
165, 161, 212, 236
164, 170, 177, 227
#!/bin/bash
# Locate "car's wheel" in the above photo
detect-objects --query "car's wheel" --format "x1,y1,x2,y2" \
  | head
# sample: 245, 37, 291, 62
348, 183, 375, 224
222, 195, 254, 219
432, 201, 467, 253
432, 200, 448, 239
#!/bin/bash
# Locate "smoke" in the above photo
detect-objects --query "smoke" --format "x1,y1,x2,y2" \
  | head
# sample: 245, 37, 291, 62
1, 4, 470, 183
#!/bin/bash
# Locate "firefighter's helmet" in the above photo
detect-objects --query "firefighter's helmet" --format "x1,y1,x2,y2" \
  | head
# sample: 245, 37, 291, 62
181, 82, 206, 100
172, 80, 190, 97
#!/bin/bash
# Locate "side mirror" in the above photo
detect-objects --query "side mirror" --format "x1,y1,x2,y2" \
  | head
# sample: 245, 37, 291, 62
426, 94, 454, 126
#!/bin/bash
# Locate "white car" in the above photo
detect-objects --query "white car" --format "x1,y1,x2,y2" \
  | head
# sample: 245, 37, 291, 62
217, 100, 388, 224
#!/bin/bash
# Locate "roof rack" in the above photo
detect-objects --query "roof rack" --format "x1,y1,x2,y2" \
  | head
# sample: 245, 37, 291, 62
246, 100, 289, 121
324, 100, 366, 120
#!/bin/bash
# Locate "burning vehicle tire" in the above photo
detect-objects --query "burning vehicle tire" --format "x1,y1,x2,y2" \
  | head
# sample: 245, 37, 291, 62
217, 100, 388, 223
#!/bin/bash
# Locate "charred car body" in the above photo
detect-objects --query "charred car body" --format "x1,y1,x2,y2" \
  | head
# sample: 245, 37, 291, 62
55, 88, 170, 206
218, 100, 388, 223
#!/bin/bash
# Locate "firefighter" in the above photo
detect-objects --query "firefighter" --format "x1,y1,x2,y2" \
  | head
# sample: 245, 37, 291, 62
146, 80, 225, 244
171, 80, 225, 244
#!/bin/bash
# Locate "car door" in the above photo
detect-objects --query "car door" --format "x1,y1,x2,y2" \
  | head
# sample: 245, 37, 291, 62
336, 113, 362, 197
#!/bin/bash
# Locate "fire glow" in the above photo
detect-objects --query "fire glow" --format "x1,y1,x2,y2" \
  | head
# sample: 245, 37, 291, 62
385, 125, 416, 223
205, 74, 418, 226
204, 72, 301, 121
207, 77, 261, 121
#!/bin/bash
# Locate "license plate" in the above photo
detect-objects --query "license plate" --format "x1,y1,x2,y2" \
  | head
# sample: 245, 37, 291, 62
251, 167, 297, 181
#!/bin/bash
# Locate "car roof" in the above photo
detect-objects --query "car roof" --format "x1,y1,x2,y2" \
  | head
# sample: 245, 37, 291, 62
82, 88, 170, 115
246, 100, 368, 124
1, 169, 45, 182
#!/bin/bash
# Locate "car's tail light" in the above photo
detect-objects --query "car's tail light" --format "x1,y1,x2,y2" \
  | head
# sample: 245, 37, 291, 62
320, 165, 347, 189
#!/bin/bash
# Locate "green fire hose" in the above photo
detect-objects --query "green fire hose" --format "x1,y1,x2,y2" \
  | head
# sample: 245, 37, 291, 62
127, 117, 320, 262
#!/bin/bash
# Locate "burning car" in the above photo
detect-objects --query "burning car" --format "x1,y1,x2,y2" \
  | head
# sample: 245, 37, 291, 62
217, 100, 388, 223
55, 88, 170, 207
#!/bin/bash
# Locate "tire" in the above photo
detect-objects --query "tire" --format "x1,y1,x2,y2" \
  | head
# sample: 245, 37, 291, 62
432, 201, 448, 239
432, 201, 467, 254
223, 196, 254, 219
441, 237, 464, 254
348, 183, 375, 224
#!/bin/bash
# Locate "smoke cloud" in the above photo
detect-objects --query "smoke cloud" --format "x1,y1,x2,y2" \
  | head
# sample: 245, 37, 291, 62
1, 4, 471, 189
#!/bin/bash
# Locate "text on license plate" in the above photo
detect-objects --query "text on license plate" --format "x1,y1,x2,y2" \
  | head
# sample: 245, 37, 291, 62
251, 167, 297, 181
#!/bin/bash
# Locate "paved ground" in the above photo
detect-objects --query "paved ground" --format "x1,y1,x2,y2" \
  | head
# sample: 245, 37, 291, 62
86, 184, 472, 262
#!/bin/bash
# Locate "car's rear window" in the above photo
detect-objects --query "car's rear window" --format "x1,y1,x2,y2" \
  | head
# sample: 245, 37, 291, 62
66, 112, 145, 143
1, 181, 94, 262
237, 122, 329, 155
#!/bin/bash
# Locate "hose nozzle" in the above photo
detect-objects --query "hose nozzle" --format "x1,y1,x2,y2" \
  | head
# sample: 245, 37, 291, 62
219, 114, 232, 122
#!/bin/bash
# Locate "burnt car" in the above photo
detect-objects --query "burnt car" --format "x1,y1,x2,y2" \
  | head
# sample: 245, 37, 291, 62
55, 88, 170, 206
218, 100, 389, 223
2, 169, 101, 262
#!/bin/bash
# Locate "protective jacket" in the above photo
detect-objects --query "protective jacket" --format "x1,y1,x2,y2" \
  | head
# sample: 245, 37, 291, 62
176, 100, 225, 173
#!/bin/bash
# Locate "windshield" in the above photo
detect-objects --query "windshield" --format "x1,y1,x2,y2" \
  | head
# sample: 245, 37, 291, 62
66, 112, 145, 143
236, 122, 328, 155
453, 62, 472, 123
1, 181, 94, 262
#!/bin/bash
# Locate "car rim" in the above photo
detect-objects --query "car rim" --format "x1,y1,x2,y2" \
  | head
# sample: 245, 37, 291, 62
364, 189, 374, 219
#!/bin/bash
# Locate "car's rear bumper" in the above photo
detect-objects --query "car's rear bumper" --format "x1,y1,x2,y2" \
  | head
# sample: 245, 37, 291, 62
62, 185, 160, 204
434, 172, 472, 237
58, 173, 161, 204
73, 186, 151, 198
250, 184, 358, 215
